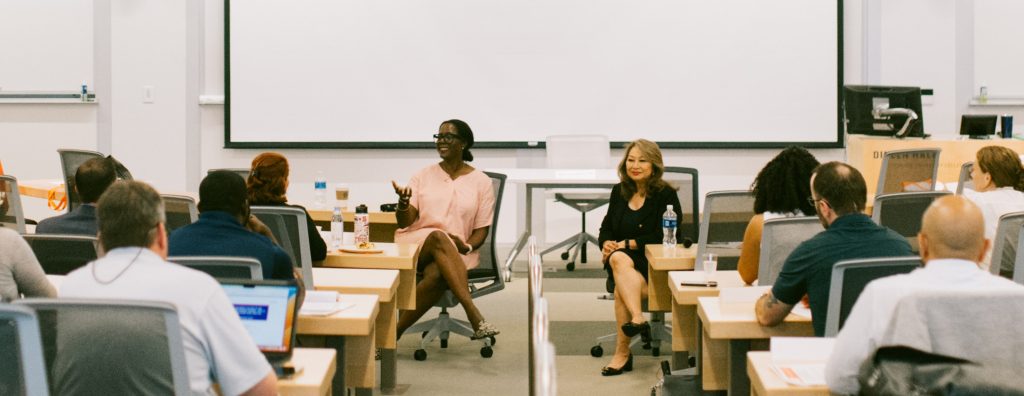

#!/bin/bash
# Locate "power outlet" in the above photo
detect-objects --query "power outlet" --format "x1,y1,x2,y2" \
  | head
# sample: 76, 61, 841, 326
143, 86, 154, 104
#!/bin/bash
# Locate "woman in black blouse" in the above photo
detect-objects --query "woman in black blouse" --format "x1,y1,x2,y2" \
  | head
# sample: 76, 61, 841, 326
598, 139, 682, 376
246, 152, 328, 262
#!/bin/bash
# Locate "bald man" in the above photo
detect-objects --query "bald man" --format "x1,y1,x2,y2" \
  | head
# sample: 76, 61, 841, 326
824, 196, 1024, 395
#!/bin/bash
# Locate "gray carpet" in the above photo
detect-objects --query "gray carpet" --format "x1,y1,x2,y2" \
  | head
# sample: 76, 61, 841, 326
549, 321, 664, 357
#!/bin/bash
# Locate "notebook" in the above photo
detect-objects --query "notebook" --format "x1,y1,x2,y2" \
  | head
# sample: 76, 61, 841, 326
221, 279, 300, 366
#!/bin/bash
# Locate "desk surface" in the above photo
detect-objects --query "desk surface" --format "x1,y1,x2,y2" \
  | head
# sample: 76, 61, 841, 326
747, 351, 829, 396
668, 270, 746, 305
313, 268, 398, 302
646, 244, 697, 271
18, 179, 64, 200
279, 348, 337, 396
697, 297, 814, 339
308, 210, 397, 224
297, 294, 379, 336
319, 243, 419, 270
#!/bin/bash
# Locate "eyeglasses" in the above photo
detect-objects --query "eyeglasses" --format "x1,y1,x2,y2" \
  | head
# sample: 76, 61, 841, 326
807, 197, 820, 207
433, 134, 461, 144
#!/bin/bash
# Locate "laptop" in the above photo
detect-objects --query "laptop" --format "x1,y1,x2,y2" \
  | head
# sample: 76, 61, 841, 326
220, 279, 300, 374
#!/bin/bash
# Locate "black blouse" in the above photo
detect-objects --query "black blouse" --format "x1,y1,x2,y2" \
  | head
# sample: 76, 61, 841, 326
598, 183, 683, 252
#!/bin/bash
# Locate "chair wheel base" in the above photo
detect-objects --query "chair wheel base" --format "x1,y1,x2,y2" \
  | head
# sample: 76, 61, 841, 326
561, 252, 570, 260
440, 338, 448, 348
652, 347, 660, 357
414, 349, 427, 361
566, 262, 575, 271
591, 345, 604, 358
481, 346, 493, 358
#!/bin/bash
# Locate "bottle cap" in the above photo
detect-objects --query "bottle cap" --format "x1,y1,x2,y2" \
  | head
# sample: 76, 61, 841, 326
356, 204, 368, 214
667, 205, 673, 210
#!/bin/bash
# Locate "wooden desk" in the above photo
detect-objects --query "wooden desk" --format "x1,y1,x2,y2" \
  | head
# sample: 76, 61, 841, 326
667, 271, 746, 368
319, 243, 419, 311
747, 352, 829, 396
313, 268, 400, 391
308, 210, 398, 242
697, 297, 814, 395
279, 348, 337, 396
297, 294, 379, 396
18, 179, 64, 200
645, 244, 697, 312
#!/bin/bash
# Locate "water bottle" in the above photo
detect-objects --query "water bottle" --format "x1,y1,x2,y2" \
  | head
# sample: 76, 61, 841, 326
314, 171, 328, 209
354, 204, 369, 246
331, 206, 344, 249
662, 205, 677, 255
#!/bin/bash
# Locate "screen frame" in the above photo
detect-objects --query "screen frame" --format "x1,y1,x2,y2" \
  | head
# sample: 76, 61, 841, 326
219, 278, 300, 358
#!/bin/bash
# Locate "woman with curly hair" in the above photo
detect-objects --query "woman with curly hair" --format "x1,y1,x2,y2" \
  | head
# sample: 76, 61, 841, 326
247, 152, 328, 261
737, 146, 820, 285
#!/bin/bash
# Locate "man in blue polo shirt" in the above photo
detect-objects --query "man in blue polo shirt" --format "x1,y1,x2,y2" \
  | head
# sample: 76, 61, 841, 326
168, 170, 296, 281
755, 161, 913, 336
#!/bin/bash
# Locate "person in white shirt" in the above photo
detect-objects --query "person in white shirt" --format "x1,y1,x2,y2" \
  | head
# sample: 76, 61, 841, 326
961, 145, 1024, 273
60, 181, 278, 396
825, 195, 1024, 395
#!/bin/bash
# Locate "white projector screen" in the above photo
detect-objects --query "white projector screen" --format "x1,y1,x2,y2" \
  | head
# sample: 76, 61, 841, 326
227, 0, 842, 148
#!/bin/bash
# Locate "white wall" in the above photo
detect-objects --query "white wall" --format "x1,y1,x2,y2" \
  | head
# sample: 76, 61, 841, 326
5, 0, 1017, 245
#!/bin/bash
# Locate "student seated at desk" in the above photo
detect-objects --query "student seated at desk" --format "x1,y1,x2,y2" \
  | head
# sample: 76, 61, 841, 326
247, 152, 327, 261
961, 145, 1024, 274
825, 196, 1024, 395
36, 157, 117, 236
737, 146, 819, 285
597, 139, 682, 376
0, 227, 55, 301
391, 119, 499, 341
755, 161, 912, 336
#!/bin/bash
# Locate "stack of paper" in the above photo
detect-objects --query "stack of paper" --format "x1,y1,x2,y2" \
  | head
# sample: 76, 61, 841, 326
769, 337, 835, 386
300, 291, 355, 316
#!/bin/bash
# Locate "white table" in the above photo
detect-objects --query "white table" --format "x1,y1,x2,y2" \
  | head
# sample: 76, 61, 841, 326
486, 167, 619, 278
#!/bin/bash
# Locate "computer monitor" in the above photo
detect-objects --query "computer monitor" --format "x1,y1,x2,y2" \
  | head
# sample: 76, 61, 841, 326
843, 85, 925, 137
220, 279, 299, 362
959, 114, 998, 139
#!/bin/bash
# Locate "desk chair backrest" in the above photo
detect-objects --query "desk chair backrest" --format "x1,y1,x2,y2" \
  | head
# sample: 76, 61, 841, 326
823, 256, 921, 337
992, 212, 1024, 277
168, 256, 263, 281
878, 289, 1024, 367
956, 161, 974, 195
872, 191, 951, 240
663, 167, 699, 243
0, 175, 26, 233
696, 190, 755, 271
545, 135, 610, 168
757, 216, 823, 286
162, 194, 198, 235
877, 148, 941, 196
250, 206, 312, 289
207, 168, 251, 181
469, 172, 507, 297
22, 234, 100, 275
16, 299, 190, 395
0, 305, 49, 396
57, 149, 104, 213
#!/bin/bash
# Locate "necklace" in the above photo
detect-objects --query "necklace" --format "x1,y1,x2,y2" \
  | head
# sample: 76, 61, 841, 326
91, 248, 144, 285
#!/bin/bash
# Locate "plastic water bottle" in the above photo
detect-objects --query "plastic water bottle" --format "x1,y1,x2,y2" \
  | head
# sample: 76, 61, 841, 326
662, 205, 677, 255
314, 171, 328, 209
354, 204, 369, 246
331, 206, 344, 249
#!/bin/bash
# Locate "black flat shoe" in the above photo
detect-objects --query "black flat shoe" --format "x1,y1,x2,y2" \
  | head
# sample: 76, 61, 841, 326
600, 354, 634, 376
621, 321, 650, 338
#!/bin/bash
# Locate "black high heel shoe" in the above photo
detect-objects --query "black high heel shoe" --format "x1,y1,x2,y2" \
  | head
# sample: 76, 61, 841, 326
600, 354, 634, 376
621, 321, 650, 339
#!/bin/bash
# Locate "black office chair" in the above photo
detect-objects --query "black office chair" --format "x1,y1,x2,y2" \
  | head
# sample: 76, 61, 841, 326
168, 256, 263, 280
207, 168, 251, 181
823, 256, 921, 336
0, 175, 27, 233
406, 172, 506, 361
989, 211, 1024, 278
756, 216, 823, 286
695, 190, 756, 271
0, 305, 48, 395
876, 148, 941, 197
57, 149, 105, 213
22, 234, 100, 275
162, 194, 198, 235
250, 206, 312, 289
872, 191, 951, 252
663, 167, 700, 243
956, 161, 974, 195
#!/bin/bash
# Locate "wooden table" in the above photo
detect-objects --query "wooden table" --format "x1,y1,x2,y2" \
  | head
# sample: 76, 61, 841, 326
17, 179, 64, 200
318, 243, 419, 311
747, 352, 829, 396
297, 294, 379, 396
309, 210, 398, 242
313, 268, 400, 391
645, 244, 697, 312
697, 297, 814, 395
667, 270, 747, 369
278, 348, 337, 396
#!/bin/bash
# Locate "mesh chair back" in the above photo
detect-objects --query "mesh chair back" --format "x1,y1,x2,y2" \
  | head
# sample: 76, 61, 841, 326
470, 172, 506, 297
823, 256, 921, 336
545, 135, 609, 168
956, 161, 974, 195
0, 305, 49, 396
876, 148, 941, 196
161, 195, 198, 235
991, 212, 1024, 277
168, 256, 263, 280
207, 168, 251, 181
16, 299, 190, 395
696, 190, 755, 271
57, 149, 104, 213
22, 234, 99, 275
0, 175, 26, 233
872, 191, 951, 240
756, 217, 823, 286
250, 206, 312, 289
663, 167, 700, 242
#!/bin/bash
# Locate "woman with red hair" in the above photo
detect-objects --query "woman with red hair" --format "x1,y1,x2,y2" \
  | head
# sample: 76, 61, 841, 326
247, 152, 328, 261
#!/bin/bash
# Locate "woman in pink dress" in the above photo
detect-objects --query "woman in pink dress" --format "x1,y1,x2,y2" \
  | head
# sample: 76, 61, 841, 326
392, 119, 500, 340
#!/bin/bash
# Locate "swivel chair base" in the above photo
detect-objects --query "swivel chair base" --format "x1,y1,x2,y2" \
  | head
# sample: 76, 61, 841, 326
405, 303, 495, 361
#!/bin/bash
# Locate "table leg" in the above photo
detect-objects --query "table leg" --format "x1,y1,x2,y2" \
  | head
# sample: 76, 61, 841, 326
324, 336, 346, 396
671, 305, 696, 370
728, 339, 752, 396
346, 334, 375, 394
505, 231, 530, 281
397, 269, 415, 311
701, 325, 729, 391
376, 299, 398, 391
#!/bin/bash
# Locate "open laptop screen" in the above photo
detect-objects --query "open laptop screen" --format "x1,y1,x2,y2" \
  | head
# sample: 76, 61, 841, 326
221, 280, 299, 355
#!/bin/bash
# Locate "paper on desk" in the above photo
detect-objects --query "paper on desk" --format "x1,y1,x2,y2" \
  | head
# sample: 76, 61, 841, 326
718, 286, 770, 315
300, 291, 356, 316
770, 337, 834, 386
